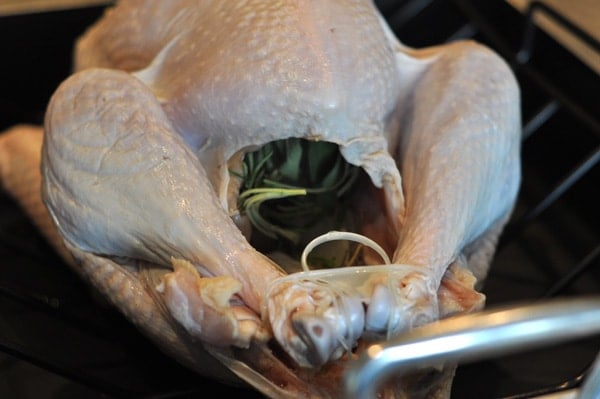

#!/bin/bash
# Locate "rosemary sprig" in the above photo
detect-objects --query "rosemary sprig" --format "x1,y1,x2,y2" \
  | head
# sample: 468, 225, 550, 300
233, 138, 360, 251
238, 187, 307, 243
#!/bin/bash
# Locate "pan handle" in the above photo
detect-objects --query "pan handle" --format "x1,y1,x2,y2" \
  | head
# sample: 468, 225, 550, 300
344, 296, 600, 399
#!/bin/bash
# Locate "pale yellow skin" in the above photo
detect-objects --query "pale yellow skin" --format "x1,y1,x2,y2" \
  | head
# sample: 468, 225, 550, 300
0, 0, 521, 398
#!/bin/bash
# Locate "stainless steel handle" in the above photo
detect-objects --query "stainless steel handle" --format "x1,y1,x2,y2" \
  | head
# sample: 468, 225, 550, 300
344, 297, 600, 399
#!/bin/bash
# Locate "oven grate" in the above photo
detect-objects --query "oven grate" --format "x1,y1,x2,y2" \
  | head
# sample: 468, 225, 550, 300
0, 1, 598, 398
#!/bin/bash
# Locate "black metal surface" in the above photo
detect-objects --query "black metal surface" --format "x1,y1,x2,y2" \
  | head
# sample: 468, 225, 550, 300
0, 1, 598, 398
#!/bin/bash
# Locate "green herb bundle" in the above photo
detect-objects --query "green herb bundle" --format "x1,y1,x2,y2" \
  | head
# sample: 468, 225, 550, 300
233, 138, 360, 256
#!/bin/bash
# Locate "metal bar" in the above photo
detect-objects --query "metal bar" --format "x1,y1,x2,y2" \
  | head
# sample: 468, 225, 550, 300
453, 0, 600, 138
445, 23, 477, 43
502, 144, 600, 242
450, 0, 517, 61
514, 1, 600, 139
522, 100, 560, 141
516, 64, 600, 138
542, 244, 600, 298
517, 1, 600, 64
344, 297, 600, 399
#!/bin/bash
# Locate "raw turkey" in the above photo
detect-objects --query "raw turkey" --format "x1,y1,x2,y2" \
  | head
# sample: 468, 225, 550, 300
0, 0, 521, 398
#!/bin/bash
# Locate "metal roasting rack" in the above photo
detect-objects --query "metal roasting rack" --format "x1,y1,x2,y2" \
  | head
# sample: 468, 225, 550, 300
0, 0, 598, 398
345, 298, 600, 399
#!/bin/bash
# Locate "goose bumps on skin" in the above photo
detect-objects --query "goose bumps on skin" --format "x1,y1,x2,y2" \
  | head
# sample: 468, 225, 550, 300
0, 1, 521, 398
